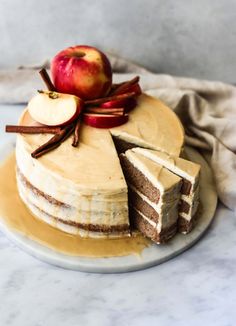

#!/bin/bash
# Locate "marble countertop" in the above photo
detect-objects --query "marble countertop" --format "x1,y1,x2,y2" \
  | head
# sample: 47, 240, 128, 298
0, 105, 236, 326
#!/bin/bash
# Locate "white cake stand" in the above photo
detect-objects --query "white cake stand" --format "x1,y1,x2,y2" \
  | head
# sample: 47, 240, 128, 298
0, 142, 217, 273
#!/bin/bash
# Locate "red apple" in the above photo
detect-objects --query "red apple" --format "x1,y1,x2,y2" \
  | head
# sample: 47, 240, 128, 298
83, 113, 128, 128
51, 45, 112, 100
100, 97, 137, 112
28, 91, 83, 126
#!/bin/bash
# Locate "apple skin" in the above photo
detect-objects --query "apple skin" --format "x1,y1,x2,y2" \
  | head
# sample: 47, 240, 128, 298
83, 113, 128, 128
100, 97, 137, 112
113, 82, 142, 96
51, 45, 112, 100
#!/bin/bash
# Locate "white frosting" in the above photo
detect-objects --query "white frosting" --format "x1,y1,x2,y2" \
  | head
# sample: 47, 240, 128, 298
179, 201, 199, 221
125, 150, 181, 194
129, 184, 178, 214
132, 206, 178, 234
132, 147, 200, 184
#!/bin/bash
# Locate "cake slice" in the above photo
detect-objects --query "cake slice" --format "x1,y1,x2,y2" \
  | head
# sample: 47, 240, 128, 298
132, 148, 201, 233
120, 149, 182, 243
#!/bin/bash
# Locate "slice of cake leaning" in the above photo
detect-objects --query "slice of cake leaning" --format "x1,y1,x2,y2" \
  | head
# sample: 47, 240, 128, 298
132, 148, 201, 234
119, 149, 182, 243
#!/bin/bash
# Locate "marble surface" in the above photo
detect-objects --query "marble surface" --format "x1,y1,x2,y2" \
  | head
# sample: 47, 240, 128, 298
1, 105, 236, 325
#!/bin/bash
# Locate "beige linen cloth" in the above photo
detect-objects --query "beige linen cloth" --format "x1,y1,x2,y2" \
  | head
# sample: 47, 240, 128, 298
1, 54, 236, 212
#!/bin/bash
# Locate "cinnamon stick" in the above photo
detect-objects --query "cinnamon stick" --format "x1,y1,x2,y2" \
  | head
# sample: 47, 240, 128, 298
84, 92, 136, 106
111, 76, 139, 95
72, 117, 82, 147
85, 107, 124, 115
5, 125, 61, 134
39, 68, 57, 91
31, 124, 75, 158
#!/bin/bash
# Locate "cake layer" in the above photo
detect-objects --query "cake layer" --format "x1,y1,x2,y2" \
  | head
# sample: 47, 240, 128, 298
128, 187, 159, 223
112, 137, 137, 155
130, 207, 177, 244
179, 188, 199, 218
129, 185, 179, 226
120, 154, 160, 203
178, 213, 198, 234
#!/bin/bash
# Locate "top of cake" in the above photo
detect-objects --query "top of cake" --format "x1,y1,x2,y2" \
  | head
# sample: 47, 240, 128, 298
111, 94, 184, 156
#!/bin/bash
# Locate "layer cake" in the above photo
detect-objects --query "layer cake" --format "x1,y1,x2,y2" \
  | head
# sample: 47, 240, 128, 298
16, 94, 185, 239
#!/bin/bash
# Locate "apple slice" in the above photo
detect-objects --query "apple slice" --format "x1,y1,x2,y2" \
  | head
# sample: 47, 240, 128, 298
114, 82, 142, 96
28, 91, 83, 126
83, 113, 128, 128
100, 97, 137, 112
101, 98, 128, 109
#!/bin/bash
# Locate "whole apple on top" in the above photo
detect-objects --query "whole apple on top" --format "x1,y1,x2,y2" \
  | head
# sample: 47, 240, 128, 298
50, 45, 142, 129
51, 45, 112, 100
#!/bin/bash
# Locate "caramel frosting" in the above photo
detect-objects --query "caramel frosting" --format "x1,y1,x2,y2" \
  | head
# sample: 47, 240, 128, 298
111, 94, 185, 156
17, 110, 127, 195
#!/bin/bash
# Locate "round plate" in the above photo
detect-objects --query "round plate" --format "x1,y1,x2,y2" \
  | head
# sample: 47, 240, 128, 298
0, 142, 217, 273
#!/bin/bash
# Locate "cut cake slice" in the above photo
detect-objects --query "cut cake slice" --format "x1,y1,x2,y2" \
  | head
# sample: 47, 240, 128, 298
132, 148, 201, 233
120, 149, 182, 243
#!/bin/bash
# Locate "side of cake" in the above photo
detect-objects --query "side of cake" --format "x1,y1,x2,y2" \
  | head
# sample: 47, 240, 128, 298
120, 150, 182, 243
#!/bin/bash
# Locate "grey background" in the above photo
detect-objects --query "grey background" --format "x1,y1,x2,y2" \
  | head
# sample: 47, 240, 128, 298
1, 0, 235, 83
